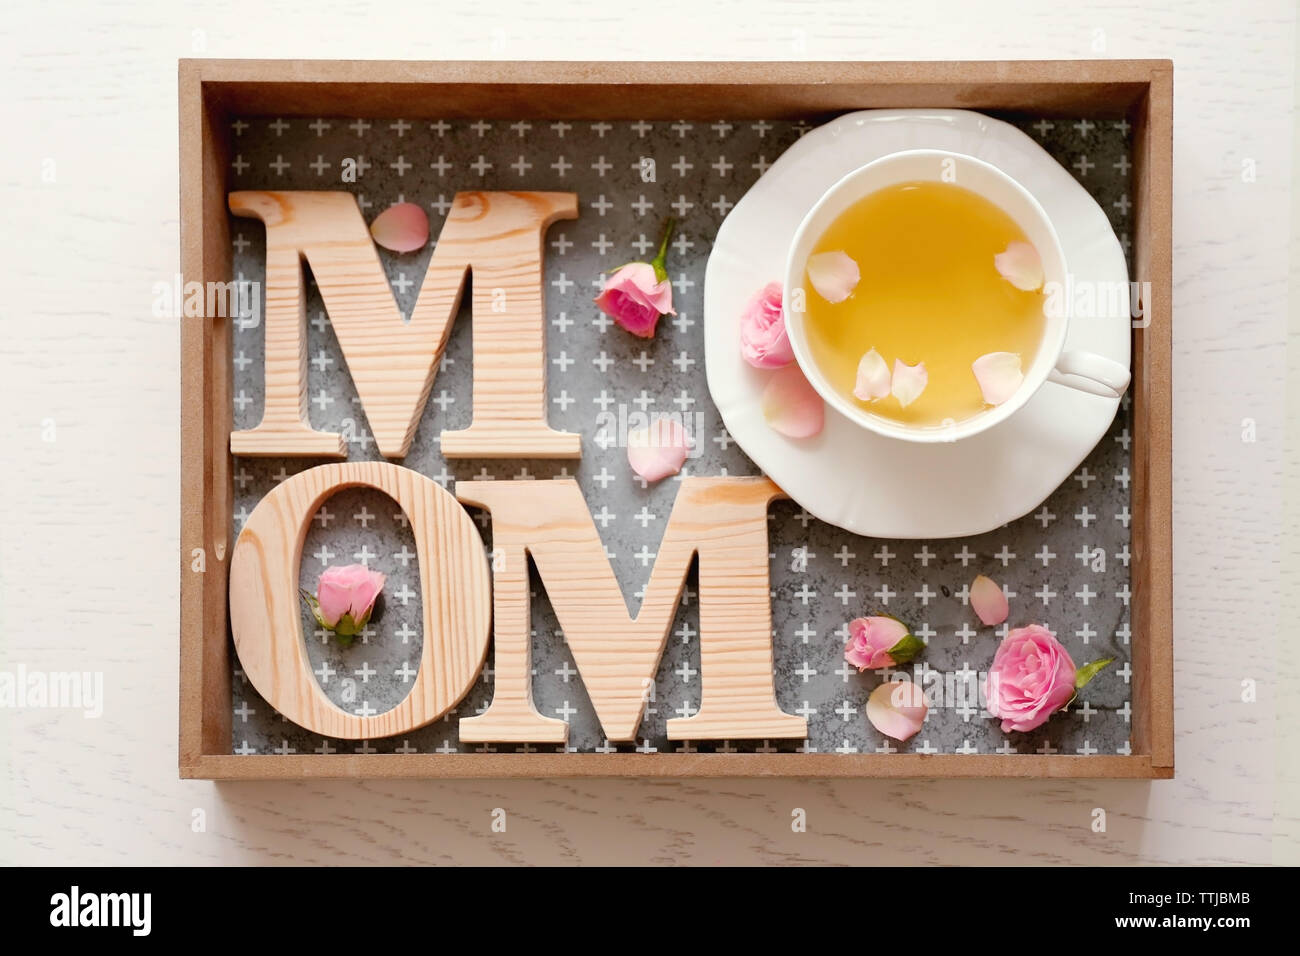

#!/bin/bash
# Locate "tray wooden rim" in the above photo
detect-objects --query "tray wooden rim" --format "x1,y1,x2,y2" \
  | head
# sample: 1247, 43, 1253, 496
179, 58, 1173, 781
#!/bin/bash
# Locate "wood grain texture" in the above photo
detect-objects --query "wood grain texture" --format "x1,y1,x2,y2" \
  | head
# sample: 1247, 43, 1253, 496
193, 59, 1169, 776
3, 0, 1295, 865
435, 191, 582, 458
179, 66, 236, 764
1129, 65, 1176, 769
455, 477, 805, 743
228, 189, 580, 460
186, 58, 1159, 119
228, 462, 491, 739
186, 753, 1166, 779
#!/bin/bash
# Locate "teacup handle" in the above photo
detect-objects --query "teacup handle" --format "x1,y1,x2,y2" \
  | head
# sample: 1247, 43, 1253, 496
1047, 350, 1131, 399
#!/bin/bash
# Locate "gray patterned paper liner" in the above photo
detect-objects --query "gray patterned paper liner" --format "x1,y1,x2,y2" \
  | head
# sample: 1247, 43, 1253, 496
226, 115, 1135, 757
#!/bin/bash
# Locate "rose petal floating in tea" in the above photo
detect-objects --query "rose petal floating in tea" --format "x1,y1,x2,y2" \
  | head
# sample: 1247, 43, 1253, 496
852, 348, 891, 401
739, 282, 794, 369
761, 365, 825, 438
972, 351, 1025, 405
627, 417, 691, 482
890, 359, 928, 408
970, 573, 1009, 626
369, 202, 430, 253
993, 240, 1044, 292
801, 183, 1048, 429
866, 679, 928, 742
805, 250, 860, 304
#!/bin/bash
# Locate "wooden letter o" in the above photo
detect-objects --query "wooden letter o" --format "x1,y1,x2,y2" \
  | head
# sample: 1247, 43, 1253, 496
229, 462, 491, 739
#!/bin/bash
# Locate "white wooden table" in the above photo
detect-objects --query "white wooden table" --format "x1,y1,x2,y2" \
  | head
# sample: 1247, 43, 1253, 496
1, 0, 1296, 865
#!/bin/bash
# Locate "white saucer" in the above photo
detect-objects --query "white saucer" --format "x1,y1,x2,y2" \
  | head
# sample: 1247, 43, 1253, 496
703, 109, 1130, 538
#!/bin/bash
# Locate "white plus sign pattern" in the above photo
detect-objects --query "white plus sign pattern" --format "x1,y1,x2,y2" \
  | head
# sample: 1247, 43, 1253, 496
227, 115, 1134, 758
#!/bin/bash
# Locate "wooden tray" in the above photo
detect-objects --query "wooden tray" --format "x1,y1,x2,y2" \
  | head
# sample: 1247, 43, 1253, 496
179, 59, 1173, 779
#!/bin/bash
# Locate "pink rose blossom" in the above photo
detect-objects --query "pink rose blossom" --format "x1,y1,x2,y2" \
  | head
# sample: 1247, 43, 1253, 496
739, 282, 794, 368
309, 564, 386, 639
844, 616, 913, 671
594, 217, 677, 338
984, 624, 1077, 733
594, 262, 675, 338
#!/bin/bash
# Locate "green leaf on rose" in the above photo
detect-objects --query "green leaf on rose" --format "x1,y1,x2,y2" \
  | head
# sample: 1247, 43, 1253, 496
887, 634, 925, 665
299, 588, 367, 645
300, 589, 329, 629
1074, 658, 1115, 690
649, 216, 676, 282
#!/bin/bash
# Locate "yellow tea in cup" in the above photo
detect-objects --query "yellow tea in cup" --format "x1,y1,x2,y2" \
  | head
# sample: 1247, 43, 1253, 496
801, 180, 1047, 428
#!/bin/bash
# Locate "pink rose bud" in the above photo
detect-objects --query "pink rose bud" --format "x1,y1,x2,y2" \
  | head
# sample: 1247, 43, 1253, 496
984, 624, 1111, 733
844, 616, 924, 671
303, 564, 387, 642
739, 282, 794, 368
594, 217, 677, 338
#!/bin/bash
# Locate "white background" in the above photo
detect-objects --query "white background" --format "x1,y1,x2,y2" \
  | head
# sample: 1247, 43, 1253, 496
1, 0, 1296, 865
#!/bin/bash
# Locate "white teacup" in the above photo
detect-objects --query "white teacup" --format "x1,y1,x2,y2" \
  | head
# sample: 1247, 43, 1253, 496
783, 148, 1131, 443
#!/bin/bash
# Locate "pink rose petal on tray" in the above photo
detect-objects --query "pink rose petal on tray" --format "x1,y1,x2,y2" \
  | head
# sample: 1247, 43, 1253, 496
806, 250, 860, 304
853, 348, 891, 401
970, 574, 1009, 626
761, 365, 824, 438
370, 202, 430, 253
993, 240, 1044, 291
972, 352, 1024, 406
627, 417, 691, 482
866, 680, 928, 742
890, 360, 927, 408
